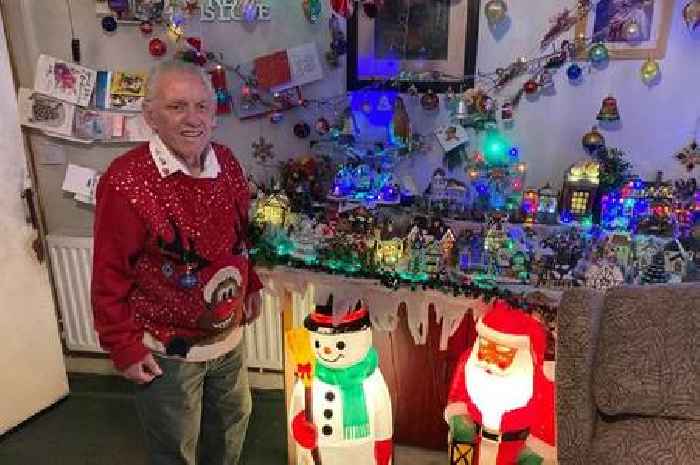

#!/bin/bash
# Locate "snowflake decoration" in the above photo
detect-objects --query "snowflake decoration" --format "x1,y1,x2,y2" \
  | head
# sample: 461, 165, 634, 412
252, 136, 275, 162
675, 140, 700, 171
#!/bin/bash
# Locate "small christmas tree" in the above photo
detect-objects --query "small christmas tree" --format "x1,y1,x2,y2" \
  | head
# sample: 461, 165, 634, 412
641, 252, 668, 284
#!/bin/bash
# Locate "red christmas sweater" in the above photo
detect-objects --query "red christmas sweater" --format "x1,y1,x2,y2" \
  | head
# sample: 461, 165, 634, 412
91, 142, 263, 370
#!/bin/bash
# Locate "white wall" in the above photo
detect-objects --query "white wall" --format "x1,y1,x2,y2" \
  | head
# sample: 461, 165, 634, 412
0, 6, 68, 434
5, 0, 700, 236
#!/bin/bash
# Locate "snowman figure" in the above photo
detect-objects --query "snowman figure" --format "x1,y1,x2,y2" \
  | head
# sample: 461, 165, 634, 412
290, 295, 393, 465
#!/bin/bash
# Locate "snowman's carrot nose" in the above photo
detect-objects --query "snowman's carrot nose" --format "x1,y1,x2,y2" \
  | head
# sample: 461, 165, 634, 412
323, 346, 332, 355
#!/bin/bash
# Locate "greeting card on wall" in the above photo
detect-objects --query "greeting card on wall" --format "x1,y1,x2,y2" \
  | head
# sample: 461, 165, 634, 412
435, 124, 468, 152
34, 55, 96, 107
254, 50, 292, 89
94, 70, 145, 112
74, 108, 126, 141
18, 87, 76, 137
271, 42, 323, 92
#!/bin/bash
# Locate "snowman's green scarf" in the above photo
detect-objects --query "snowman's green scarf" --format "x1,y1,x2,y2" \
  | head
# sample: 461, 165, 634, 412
314, 347, 378, 440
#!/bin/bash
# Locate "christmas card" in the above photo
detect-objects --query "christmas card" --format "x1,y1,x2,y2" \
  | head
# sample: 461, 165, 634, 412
254, 50, 291, 89
94, 71, 144, 111
34, 54, 96, 107
435, 124, 468, 152
74, 108, 126, 141
18, 87, 76, 137
271, 42, 323, 92
110, 71, 147, 96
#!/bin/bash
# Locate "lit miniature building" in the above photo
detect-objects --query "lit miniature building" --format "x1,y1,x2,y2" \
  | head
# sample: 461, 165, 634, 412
536, 183, 558, 224
255, 192, 290, 228
522, 189, 539, 223
375, 238, 404, 272
561, 160, 600, 220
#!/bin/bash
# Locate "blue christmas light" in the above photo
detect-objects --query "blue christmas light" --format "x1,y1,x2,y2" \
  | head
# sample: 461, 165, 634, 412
560, 211, 573, 223
509, 147, 520, 159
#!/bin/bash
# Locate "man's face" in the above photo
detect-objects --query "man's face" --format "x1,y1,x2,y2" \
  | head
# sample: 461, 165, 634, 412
144, 71, 215, 160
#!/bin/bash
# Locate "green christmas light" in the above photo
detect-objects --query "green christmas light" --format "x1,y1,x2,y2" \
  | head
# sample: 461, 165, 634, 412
482, 130, 510, 166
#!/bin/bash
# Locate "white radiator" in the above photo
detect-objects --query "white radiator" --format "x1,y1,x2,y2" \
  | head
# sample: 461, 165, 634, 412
46, 235, 283, 370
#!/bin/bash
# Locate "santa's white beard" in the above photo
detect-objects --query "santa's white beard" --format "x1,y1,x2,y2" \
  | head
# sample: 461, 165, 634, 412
465, 349, 534, 431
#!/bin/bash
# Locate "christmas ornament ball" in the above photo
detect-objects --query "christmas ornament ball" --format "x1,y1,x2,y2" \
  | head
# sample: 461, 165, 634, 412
523, 79, 539, 95
566, 63, 583, 81
588, 43, 609, 64
148, 38, 167, 57
683, 0, 700, 31
101, 16, 118, 33
640, 57, 660, 84
315, 117, 331, 135
484, 0, 508, 25
294, 122, 311, 138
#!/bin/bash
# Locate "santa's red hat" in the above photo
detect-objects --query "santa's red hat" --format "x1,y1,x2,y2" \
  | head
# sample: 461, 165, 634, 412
476, 300, 547, 367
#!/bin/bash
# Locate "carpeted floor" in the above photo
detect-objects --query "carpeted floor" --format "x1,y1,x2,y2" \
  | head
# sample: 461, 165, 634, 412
0, 373, 287, 465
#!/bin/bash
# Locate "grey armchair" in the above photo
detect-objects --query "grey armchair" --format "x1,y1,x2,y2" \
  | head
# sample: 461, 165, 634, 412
556, 284, 699, 465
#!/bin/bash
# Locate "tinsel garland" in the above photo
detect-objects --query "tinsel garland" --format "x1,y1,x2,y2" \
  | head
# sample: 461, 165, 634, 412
249, 233, 553, 312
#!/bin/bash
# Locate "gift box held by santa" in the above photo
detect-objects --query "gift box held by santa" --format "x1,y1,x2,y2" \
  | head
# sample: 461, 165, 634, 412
444, 300, 555, 465
288, 295, 393, 465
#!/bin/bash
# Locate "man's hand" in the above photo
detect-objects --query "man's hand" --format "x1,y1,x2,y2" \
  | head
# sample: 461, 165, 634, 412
243, 290, 262, 325
121, 353, 163, 384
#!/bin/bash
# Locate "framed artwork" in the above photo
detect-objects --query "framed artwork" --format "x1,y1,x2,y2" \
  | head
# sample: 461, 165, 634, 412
575, 0, 673, 60
347, 0, 481, 92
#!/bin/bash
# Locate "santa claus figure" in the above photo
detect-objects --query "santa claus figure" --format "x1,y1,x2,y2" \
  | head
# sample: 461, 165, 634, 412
445, 300, 555, 465
290, 296, 393, 465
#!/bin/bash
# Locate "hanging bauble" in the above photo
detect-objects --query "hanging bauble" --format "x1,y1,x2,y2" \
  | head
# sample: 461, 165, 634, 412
420, 89, 439, 111
566, 63, 583, 81
588, 43, 609, 64
148, 37, 167, 57
362, 0, 378, 18
683, 0, 700, 31
303, 0, 322, 23
270, 111, 284, 124
242, 0, 258, 22
582, 126, 606, 154
139, 21, 153, 35
640, 57, 660, 84
596, 95, 620, 122
101, 16, 118, 33
331, 0, 354, 18
484, 0, 507, 25
315, 117, 330, 135
294, 122, 311, 138
624, 19, 642, 42
523, 79, 539, 95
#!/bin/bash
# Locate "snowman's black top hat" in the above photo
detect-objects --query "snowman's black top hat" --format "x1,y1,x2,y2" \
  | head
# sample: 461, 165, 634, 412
303, 294, 371, 333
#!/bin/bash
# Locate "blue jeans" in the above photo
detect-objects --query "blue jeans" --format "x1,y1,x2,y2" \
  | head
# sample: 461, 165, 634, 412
135, 342, 252, 465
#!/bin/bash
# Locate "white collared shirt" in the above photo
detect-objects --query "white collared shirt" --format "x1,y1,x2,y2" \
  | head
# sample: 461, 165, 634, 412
148, 134, 221, 179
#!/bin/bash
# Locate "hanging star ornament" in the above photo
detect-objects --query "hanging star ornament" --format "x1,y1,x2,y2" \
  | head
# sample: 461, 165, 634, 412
675, 140, 700, 171
252, 136, 275, 162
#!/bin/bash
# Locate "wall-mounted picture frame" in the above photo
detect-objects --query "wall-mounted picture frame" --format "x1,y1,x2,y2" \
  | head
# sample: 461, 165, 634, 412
575, 0, 673, 60
347, 0, 481, 92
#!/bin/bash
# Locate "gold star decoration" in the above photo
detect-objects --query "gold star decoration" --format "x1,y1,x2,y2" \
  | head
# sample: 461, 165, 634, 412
252, 136, 275, 162
675, 140, 700, 171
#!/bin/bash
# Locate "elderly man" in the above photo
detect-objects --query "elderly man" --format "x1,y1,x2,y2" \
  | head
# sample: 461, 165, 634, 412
91, 60, 262, 465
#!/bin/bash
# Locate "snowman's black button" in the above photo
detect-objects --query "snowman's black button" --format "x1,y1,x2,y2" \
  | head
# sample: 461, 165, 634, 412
322, 425, 333, 436
325, 391, 335, 401
323, 409, 333, 419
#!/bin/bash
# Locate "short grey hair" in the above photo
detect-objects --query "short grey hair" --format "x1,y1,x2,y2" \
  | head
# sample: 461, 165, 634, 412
144, 60, 215, 103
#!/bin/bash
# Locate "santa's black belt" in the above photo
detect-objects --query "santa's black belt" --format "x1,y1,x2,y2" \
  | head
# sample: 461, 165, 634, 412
475, 424, 530, 442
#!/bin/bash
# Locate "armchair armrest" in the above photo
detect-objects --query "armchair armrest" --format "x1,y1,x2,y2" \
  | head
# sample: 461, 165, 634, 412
556, 288, 605, 465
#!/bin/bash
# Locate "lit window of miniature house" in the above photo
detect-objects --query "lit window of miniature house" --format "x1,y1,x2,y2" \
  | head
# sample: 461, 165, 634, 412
561, 160, 600, 219
536, 183, 558, 224
255, 192, 290, 228
375, 238, 404, 271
